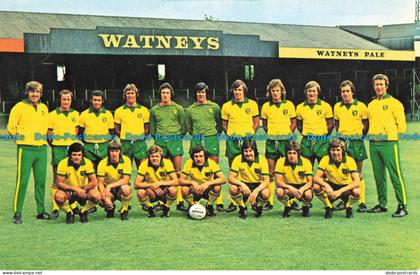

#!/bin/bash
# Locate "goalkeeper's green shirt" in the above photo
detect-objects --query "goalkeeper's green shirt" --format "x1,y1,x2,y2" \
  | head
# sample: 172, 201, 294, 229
185, 100, 221, 136
149, 101, 186, 136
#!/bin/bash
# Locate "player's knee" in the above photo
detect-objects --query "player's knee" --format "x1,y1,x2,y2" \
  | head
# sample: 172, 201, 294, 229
88, 190, 101, 203
229, 185, 239, 195
313, 183, 322, 194
276, 188, 285, 199
181, 186, 191, 197
303, 190, 313, 201
212, 185, 221, 194
260, 188, 270, 200
54, 191, 67, 205
167, 186, 177, 197
137, 189, 147, 199
351, 188, 361, 198
120, 185, 131, 197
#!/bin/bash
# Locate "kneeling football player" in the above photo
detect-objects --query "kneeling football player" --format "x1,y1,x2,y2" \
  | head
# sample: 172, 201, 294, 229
228, 140, 270, 218
314, 139, 361, 219
54, 142, 100, 224
97, 140, 132, 221
135, 145, 178, 218
179, 146, 226, 217
275, 141, 313, 218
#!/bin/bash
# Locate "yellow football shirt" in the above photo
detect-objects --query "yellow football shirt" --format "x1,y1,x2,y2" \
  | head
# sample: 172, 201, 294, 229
296, 99, 333, 136
57, 157, 95, 188
317, 155, 358, 185
97, 155, 132, 186
333, 99, 368, 136
230, 155, 269, 184
114, 104, 150, 140
137, 158, 176, 183
181, 158, 222, 184
48, 108, 80, 146
261, 100, 296, 137
221, 98, 259, 137
367, 93, 406, 141
275, 156, 313, 184
7, 100, 49, 146
79, 107, 114, 143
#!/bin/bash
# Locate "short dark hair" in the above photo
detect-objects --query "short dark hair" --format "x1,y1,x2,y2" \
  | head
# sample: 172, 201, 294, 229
67, 142, 84, 157
90, 90, 104, 100
241, 140, 259, 159
190, 145, 208, 161
158, 82, 174, 97
193, 82, 209, 99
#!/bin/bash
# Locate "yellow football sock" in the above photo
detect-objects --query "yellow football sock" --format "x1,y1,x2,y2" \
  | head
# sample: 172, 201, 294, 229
279, 194, 290, 206
257, 197, 268, 207
268, 179, 274, 205
216, 189, 223, 204
231, 194, 245, 208
359, 178, 366, 205
70, 202, 78, 210
139, 196, 153, 207
184, 194, 195, 206
176, 186, 183, 204
346, 195, 359, 208
120, 193, 132, 212
80, 200, 96, 214
51, 187, 60, 211
315, 191, 332, 208
60, 200, 73, 214
165, 195, 176, 208
208, 190, 219, 206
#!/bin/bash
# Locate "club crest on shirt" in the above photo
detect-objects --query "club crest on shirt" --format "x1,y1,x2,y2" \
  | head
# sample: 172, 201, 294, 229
102, 117, 107, 123
208, 108, 213, 114
173, 109, 177, 115
118, 169, 123, 175
316, 110, 322, 116
298, 171, 305, 178
71, 117, 77, 123
342, 168, 349, 175
80, 171, 86, 176
352, 110, 358, 116
254, 168, 261, 175
41, 110, 46, 116
245, 108, 251, 114
283, 110, 288, 115
137, 113, 143, 119
205, 172, 212, 177
159, 171, 167, 177
383, 105, 389, 111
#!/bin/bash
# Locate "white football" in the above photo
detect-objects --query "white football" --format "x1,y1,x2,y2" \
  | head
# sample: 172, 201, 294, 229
188, 204, 207, 220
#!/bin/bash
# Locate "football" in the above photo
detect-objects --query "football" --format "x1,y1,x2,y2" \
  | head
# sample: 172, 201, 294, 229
188, 204, 207, 220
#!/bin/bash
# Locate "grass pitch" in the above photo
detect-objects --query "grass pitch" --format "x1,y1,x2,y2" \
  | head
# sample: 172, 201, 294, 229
0, 121, 419, 270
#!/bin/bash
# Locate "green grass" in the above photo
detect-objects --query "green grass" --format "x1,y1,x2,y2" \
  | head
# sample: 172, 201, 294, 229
0, 123, 419, 270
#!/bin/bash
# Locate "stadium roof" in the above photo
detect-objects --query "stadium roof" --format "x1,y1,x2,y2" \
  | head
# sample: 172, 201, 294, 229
339, 23, 415, 40
0, 10, 390, 50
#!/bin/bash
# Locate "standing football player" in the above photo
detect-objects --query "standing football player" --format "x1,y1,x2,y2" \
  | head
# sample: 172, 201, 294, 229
114, 83, 149, 168
367, 74, 408, 217
185, 82, 225, 212
333, 80, 369, 212
79, 90, 115, 170
221, 80, 259, 213
261, 79, 297, 211
48, 89, 80, 219
149, 83, 186, 211
7, 81, 50, 224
